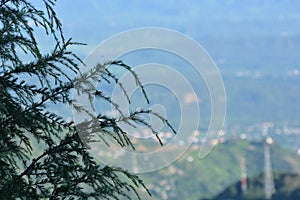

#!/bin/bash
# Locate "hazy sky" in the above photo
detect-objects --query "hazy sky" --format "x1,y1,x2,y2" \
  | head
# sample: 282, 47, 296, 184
53, 0, 300, 57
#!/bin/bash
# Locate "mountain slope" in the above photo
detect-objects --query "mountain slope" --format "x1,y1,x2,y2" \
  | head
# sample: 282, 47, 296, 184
137, 140, 300, 199
214, 173, 300, 200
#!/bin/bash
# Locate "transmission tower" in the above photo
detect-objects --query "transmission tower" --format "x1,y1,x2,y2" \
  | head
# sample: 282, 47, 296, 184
264, 137, 276, 199
240, 158, 247, 193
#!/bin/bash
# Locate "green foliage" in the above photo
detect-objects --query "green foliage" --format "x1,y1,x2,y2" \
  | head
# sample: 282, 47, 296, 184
0, 0, 174, 199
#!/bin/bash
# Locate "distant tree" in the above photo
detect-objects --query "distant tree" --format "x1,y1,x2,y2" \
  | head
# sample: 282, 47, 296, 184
0, 0, 174, 199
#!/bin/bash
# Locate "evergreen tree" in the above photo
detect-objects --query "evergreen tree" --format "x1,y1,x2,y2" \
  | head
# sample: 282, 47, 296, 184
0, 0, 174, 199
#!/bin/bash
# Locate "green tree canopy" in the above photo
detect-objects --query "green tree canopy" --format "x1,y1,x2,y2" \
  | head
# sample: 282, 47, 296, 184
0, 0, 174, 199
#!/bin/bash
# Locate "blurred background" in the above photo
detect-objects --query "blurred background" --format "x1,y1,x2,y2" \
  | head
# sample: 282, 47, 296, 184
51, 0, 300, 199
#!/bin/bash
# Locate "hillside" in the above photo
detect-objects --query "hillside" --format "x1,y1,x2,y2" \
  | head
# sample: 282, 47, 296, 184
134, 140, 300, 199
214, 173, 300, 200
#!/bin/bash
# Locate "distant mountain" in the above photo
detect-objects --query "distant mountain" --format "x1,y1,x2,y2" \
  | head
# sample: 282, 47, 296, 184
55, 0, 300, 60
213, 173, 300, 200
56, 0, 300, 40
